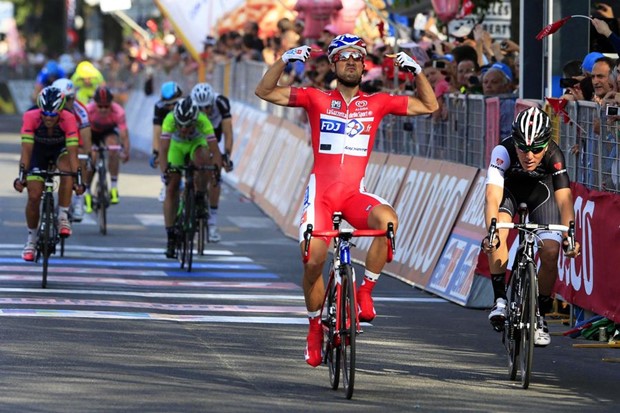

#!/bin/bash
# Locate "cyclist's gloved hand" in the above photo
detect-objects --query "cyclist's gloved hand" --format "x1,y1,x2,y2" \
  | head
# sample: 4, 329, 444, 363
395, 51, 422, 75
562, 238, 581, 258
281, 45, 311, 63
13, 163, 26, 193
222, 153, 234, 172
149, 150, 159, 169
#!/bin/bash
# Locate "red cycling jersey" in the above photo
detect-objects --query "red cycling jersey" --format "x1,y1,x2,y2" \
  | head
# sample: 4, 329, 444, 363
288, 87, 408, 241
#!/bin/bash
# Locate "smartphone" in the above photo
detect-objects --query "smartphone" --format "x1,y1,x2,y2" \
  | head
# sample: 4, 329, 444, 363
560, 77, 580, 89
432, 60, 446, 69
606, 105, 619, 116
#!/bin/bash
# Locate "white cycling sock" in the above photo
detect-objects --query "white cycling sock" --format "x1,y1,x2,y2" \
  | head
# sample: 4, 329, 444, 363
27, 228, 37, 243
363, 269, 380, 283
58, 207, 69, 221
209, 207, 218, 226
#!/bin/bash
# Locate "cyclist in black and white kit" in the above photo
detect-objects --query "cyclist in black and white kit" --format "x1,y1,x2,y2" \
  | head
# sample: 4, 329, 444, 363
190, 83, 234, 242
151, 81, 183, 202
481, 106, 581, 346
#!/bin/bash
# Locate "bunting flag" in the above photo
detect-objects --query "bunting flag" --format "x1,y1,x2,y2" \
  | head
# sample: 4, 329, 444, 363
459, 0, 474, 18
536, 15, 592, 40
546, 97, 570, 123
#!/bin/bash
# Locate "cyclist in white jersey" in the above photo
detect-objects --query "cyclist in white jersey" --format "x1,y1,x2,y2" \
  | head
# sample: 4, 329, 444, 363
190, 83, 234, 242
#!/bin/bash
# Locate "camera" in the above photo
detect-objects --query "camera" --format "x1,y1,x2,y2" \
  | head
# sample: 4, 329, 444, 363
560, 77, 580, 89
432, 60, 446, 69
606, 105, 619, 116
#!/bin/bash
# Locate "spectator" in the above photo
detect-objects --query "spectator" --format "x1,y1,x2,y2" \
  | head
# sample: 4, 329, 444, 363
482, 62, 516, 140
591, 56, 614, 103
305, 54, 336, 90
423, 59, 455, 120
243, 21, 264, 53
456, 57, 481, 94
582, 51, 605, 76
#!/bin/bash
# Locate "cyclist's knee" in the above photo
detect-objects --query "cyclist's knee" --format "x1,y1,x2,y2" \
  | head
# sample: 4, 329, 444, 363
369, 205, 398, 230
539, 241, 560, 262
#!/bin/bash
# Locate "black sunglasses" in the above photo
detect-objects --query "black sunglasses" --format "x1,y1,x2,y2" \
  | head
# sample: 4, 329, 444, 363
516, 143, 547, 154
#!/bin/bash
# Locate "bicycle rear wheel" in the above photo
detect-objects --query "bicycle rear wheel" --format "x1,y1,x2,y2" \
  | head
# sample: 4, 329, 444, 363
184, 191, 196, 272
340, 265, 356, 399
97, 169, 108, 235
40, 195, 54, 288
323, 268, 340, 390
519, 262, 537, 389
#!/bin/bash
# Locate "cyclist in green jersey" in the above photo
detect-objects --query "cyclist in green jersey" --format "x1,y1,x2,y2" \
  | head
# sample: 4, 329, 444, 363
160, 97, 222, 258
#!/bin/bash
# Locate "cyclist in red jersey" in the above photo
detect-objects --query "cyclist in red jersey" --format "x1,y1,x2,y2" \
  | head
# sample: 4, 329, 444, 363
85, 86, 130, 209
13, 87, 84, 261
255, 34, 438, 367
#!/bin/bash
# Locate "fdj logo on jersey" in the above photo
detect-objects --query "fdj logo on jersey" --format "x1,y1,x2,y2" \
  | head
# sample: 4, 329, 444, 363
345, 119, 364, 137
320, 119, 345, 133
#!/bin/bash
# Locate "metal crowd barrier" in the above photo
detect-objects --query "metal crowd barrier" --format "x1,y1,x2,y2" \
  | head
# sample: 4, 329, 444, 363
214, 59, 619, 195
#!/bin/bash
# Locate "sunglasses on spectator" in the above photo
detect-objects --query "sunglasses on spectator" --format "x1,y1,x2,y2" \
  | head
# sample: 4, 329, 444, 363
515, 143, 547, 154
333, 51, 364, 62
41, 111, 59, 117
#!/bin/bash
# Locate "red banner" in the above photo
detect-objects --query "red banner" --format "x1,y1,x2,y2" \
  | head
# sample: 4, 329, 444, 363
554, 183, 620, 323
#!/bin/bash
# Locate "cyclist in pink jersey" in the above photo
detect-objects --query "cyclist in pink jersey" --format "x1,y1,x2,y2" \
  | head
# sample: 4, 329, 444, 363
256, 34, 438, 367
85, 86, 130, 208
14, 87, 84, 261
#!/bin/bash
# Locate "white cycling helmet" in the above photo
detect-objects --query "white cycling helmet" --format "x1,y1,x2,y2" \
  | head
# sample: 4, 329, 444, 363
52, 78, 75, 98
191, 83, 215, 107
327, 34, 367, 63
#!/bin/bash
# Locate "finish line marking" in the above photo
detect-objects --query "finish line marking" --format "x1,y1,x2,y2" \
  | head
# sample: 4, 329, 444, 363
0, 258, 265, 270
0, 309, 309, 324
0, 244, 234, 255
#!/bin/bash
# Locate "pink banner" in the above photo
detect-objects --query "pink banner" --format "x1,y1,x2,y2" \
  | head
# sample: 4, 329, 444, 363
554, 183, 620, 323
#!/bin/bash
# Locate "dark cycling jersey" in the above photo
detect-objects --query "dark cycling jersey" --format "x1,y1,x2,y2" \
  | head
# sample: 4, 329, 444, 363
486, 137, 570, 224
209, 94, 232, 140
152, 100, 175, 126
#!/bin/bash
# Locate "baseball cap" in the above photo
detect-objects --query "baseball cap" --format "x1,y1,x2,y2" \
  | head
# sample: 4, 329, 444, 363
488, 62, 513, 82
581, 52, 604, 73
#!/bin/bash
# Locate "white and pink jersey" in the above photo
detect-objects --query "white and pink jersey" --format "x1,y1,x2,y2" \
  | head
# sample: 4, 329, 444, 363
86, 101, 127, 133
72, 100, 90, 129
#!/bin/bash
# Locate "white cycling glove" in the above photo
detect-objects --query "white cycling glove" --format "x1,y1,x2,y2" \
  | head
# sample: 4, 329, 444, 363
281, 45, 312, 63
395, 51, 422, 75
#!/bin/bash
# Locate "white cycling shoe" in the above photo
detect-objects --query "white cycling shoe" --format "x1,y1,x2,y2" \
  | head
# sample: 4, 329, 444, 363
534, 317, 551, 347
488, 298, 507, 332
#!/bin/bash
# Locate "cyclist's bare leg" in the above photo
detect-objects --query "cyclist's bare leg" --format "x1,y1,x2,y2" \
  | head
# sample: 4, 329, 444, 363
486, 211, 512, 274
163, 172, 181, 228
300, 238, 329, 312
106, 134, 121, 178
25, 181, 44, 229
193, 146, 210, 193
57, 154, 73, 209
537, 239, 561, 307
364, 205, 399, 273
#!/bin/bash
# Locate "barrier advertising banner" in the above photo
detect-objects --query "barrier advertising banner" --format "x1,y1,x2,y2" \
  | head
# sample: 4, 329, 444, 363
554, 183, 620, 323
426, 171, 493, 307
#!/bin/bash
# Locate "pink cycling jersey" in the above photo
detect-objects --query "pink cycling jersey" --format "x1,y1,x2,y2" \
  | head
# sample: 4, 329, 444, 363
288, 87, 408, 240
86, 101, 127, 133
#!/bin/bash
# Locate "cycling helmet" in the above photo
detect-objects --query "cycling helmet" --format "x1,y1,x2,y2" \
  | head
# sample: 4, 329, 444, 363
160, 81, 182, 101
52, 78, 75, 98
327, 34, 367, 63
37, 86, 65, 113
190, 83, 215, 107
512, 107, 552, 148
44, 60, 61, 77
94, 86, 114, 106
173, 96, 199, 126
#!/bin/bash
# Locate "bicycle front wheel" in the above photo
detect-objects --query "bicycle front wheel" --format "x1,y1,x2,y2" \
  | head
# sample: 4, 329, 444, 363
519, 262, 537, 389
40, 194, 54, 288
323, 268, 340, 390
340, 265, 356, 399
184, 191, 196, 272
505, 270, 520, 381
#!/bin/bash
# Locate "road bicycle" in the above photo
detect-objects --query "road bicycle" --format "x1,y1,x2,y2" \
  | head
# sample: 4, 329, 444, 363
303, 212, 395, 399
90, 144, 122, 235
486, 203, 575, 389
173, 161, 217, 272
31, 162, 81, 288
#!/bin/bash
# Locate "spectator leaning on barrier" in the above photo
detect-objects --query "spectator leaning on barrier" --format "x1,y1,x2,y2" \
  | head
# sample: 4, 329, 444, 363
482, 62, 516, 140
255, 33, 438, 367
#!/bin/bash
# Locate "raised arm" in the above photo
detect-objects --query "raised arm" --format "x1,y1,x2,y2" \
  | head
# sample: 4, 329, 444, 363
392, 51, 439, 115
255, 45, 311, 106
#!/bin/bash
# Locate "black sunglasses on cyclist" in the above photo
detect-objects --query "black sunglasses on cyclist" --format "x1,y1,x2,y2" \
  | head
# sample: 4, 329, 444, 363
515, 143, 547, 154
333, 50, 364, 62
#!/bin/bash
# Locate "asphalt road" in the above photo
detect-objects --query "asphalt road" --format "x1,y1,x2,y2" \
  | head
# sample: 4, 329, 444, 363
0, 115, 618, 412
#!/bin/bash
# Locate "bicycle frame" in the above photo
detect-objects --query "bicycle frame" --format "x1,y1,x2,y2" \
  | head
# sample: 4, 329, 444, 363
488, 204, 575, 389
303, 212, 395, 399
